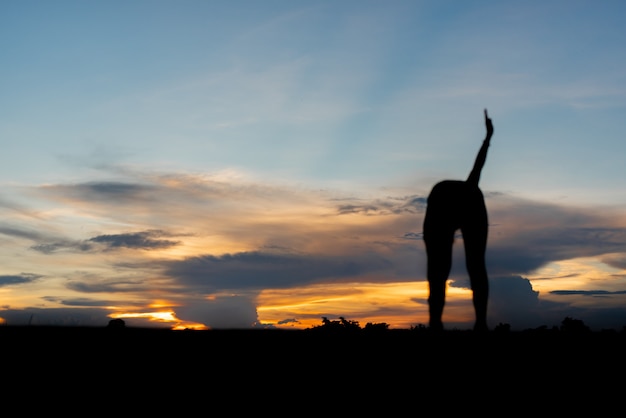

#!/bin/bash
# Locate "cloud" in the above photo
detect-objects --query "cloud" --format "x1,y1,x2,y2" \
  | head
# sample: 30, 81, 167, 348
31, 241, 93, 254
66, 279, 147, 294
0, 307, 112, 327
164, 250, 393, 292
335, 194, 426, 216
403, 232, 423, 240
55, 181, 158, 203
27, 230, 182, 254
277, 318, 300, 326
173, 295, 260, 329
549, 290, 626, 296
484, 276, 543, 329
600, 254, 626, 270
0, 273, 41, 287
484, 194, 626, 276
0, 196, 42, 218
449, 272, 626, 331
0, 224, 47, 241
88, 230, 181, 250
448, 275, 596, 331
0, 223, 92, 254
43, 296, 117, 307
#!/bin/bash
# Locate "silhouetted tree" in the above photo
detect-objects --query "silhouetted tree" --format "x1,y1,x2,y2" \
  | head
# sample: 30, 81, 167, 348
560, 317, 591, 334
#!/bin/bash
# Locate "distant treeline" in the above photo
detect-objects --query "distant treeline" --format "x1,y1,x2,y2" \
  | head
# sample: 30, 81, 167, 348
304, 315, 626, 335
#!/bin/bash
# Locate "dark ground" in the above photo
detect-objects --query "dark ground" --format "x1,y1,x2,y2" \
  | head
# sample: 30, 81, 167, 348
3, 325, 625, 367
2, 325, 624, 411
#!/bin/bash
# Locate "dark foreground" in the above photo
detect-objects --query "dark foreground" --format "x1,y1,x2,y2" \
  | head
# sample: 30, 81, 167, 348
2, 326, 623, 411
3, 325, 626, 365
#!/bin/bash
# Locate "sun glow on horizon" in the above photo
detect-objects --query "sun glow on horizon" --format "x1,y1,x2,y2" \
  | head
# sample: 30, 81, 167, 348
257, 281, 438, 330
110, 311, 178, 322
109, 310, 208, 330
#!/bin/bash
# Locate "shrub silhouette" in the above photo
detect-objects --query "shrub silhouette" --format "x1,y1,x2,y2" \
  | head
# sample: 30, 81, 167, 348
363, 322, 390, 333
560, 317, 591, 334
107, 318, 126, 329
308, 317, 390, 334
493, 322, 511, 333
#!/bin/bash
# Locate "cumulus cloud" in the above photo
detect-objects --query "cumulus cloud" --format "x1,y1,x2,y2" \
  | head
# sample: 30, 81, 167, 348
173, 295, 260, 329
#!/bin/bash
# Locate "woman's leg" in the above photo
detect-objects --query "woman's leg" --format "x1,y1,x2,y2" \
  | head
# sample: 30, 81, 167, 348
424, 233, 454, 331
463, 221, 489, 332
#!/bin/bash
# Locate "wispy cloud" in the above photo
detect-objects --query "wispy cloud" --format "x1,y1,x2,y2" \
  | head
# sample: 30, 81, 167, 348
88, 230, 181, 251
0, 273, 41, 287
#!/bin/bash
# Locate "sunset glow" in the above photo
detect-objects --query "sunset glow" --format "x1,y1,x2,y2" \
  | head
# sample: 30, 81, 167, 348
258, 281, 438, 330
2, 1, 626, 332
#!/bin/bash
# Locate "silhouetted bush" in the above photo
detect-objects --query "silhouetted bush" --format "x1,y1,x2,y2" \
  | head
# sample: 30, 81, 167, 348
308, 317, 391, 334
560, 317, 591, 334
522, 324, 560, 335
363, 322, 389, 333
316, 316, 360, 333
493, 322, 511, 333
410, 324, 427, 331
107, 318, 126, 329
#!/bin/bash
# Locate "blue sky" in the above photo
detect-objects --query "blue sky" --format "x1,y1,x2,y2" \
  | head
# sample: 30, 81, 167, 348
1, 0, 626, 331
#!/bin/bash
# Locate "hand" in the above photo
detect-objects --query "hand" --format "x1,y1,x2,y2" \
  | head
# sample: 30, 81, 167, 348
484, 109, 493, 138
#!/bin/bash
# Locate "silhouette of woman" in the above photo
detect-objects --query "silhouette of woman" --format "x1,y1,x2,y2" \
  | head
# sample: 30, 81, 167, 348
423, 109, 494, 332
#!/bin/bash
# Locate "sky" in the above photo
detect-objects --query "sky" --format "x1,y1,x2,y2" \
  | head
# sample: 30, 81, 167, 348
1, 0, 626, 331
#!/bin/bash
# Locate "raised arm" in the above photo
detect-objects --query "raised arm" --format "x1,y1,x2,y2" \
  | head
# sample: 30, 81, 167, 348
466, 109, 494, 187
